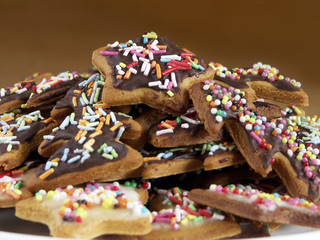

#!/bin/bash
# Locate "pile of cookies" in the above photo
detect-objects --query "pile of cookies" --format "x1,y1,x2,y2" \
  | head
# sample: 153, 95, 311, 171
1, 31, 320, 239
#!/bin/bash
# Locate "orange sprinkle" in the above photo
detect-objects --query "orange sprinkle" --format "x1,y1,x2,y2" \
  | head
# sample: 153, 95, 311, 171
0, 115, 14, 122
110, 121, 123, 132
170, 217, 176, 225
156, 64, 162, 79
89, 130, 102, 138
88, 81, 95, 88
44, 117, 53, 124
232, 105, 238, 111
236, 75, 241, 80
6, 190, 20, 200
80, 130, 87, 139
82, 107, 87, 116
39, 168, 54, 180
73, 89, 82, 94
172, 187, 180, 195
95, 103, 109, 110
124, 70, 131, 80
79, 119, 88, 126
182, 48, 195, 55
142, 49, 148, 55
266, 144, 273, 150
116, 75, 123, 80
209, 85, 215, 91
100, 117, 106, 123
87, 88, 93, 97
143, 157, 161, 162
11, 169, 24, 175
105, 114, 111, 125
161, 122, 174, 129
96, 121, 104, 131
24, 118, 32, 123
193, 58, 199, 64
75, 130, 83, 141
151, 60, 156, 68
51, 158, 61, 163
72, 97, 78, 107
84, 138, 95, 147
210, 101, 216, 108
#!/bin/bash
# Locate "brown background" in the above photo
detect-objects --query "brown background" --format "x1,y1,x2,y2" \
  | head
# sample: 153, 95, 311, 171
0, 0, 319, 114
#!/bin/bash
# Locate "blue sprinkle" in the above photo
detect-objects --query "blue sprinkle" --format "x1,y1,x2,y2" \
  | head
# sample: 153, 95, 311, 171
143, 37, 148, 44
198, 65, 205, 71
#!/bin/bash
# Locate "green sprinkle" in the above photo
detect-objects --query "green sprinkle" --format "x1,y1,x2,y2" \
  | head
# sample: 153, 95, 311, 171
188, 204, 197, 211
190, 61, 199, 69
70, 112, 75, 122
94, 87, 101, 103
124, 181, 131, 187
117, 112, 132, 118
201, 144, 207, 155
194, 216, 203, 222
51, 162, 59, 167
14, 181, 23, 190
111, 149, 118, 158
98, 143, 108, 154
84, 145, 94, 153
87, 122, 99, 127
81, 93, 89, 104
102, 153, 113, 160
130, 181, 137, 188
52, 127, 59, 132
169, 147, 189, 152
176, 116, 181, 123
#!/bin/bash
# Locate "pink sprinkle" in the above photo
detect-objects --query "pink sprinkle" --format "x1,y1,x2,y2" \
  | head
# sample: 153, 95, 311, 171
215, 185, 223, 193
154, 217, 171, 223
215, 84, 221, 90
228, 87, 234, 92
260, 125, 266, 130
229, 74, 236, 80
285, 77, 290, 82
265, 122, 271, 128
213, 89, 219, 95
289, 197, 300, 206
306, 171, 313, 178
130, 50, 145, 58
100, 50, 119, 56
167, 81, 173, 90
173, 223, 179, 231
250, 131, 262, 144
150, 50, 166, 54
311, 204, 318, 211
259, 130, 265, 137
222, 88, 227, 93
304, 166, 311, 172
224, 103, 231, 110
269, 76, 275, 82
280, 119, 287, 125
204, 80, 210, 84
314, 177, 320, 185
264, 199, 275, 208
262, 72, 268, 78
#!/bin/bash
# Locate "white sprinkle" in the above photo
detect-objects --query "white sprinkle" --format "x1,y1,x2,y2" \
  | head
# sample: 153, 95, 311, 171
44, 162, 51, 171
60, 116, 70, 130
148, 81, 161, 87
17, 125, 30, 132
132, 54, 138, 62
129, 67, 137, 74
78, 136, 87, 144
181, 123, 189, 129
74, 148, 85, 154
139, 57, 150, 62
15, 88, 28, 94
161, 55, 181, 61
86, 106, 95, 115
245, 124, 252, 131
144, 63, 151, 76
61, 148, 70, 162
156, 129, 174, 136
171, 72, 177, 87
81, 154, 91, 163
98, 108, 107, 116
43, 135, 54, 140
211, 108, 217, 115
115, 126, 125, 140
215, 116, 223, 122
77, 125, 95, 131
67, 155, 81, 164
148, 51, 154, 60
110, 112, 117, 123
180, 115, 200, 125
110, 41, 119, 48
0, 88, 6, 97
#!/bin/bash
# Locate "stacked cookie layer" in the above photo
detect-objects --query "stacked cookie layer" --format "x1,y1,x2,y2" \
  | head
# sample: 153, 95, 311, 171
1, 32, 320, 239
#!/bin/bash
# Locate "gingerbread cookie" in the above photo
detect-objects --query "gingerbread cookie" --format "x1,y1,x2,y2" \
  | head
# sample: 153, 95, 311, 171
148, 106, 227, 148
140, 187, 241, 240
0, 151, 46, 208
142, 141, 244, 179
0, 72, 52, 114
190, 79, 320, 201
92, 32, 214, 115
16, 182, 152, 239
26, 71, 84, 109
189, 184, 320, 228
0, 110, 58, 170
210, 62, 309, 106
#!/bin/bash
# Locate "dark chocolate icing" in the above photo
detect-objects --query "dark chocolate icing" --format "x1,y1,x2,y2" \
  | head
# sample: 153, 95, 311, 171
105, 35, 206, 93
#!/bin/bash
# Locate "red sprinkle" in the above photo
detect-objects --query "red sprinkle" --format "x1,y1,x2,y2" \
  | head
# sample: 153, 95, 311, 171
168, 196, 183, 205
51, 80, 63, 88
126, 61, 139, 69
162, 66, 179, 76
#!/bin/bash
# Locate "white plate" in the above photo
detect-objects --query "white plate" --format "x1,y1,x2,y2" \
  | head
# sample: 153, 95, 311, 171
1, 207, 320, 239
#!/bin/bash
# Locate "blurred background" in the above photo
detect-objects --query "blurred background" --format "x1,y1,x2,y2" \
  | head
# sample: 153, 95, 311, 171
0, 0, 319, 114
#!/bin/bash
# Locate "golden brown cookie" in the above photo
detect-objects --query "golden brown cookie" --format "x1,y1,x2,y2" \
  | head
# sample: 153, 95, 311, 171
16, 182, 152, 239
0, 110, 58, 170
189, 184, 320, 228
0, 72, 52, 114
148, 106, 226, 148
141, 187, 241, 240
141, 141, 244, 179
92, 32, 214, 115
210, 62, 309, 106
